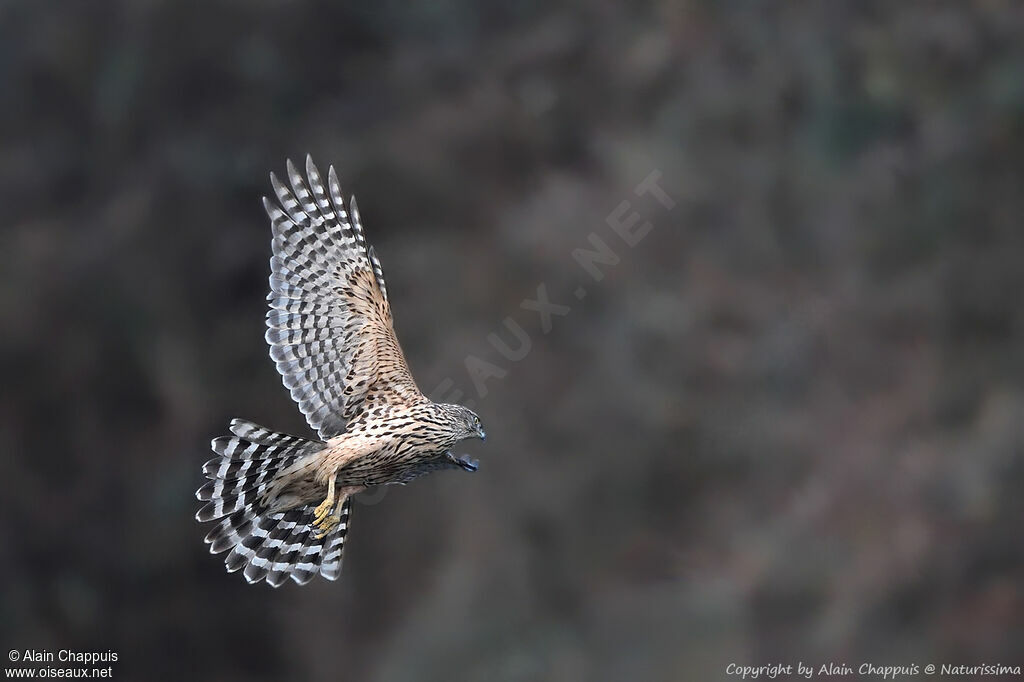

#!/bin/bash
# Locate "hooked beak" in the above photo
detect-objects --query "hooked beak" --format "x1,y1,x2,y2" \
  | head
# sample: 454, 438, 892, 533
477, 426, 486, 442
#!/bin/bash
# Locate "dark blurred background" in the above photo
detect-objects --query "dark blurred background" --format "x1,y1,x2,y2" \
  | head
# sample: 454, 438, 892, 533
3, 1, 1024, 680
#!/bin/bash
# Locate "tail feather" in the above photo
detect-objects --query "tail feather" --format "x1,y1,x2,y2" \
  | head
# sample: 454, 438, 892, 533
196, 459, 287, 504
197, 419, 353, 586
265, 511, 314, 587
228, 418, 307, 445
204, 511, 253, 554
202, 454, 291, 481
319, 499, 352, 581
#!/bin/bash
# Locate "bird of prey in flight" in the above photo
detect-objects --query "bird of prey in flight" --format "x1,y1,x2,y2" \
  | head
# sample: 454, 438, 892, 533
196, 156, 486, 586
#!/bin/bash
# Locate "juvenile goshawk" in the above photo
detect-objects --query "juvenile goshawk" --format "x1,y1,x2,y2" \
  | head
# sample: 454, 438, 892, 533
196, 156, 486, 587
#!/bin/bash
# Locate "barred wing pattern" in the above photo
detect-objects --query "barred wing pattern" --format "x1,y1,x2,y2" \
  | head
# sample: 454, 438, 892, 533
264, 156, 425, 438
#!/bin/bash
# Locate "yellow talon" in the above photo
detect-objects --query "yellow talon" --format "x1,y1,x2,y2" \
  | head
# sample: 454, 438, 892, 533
312, 511, 340, 539
311, 474, 337, 537
313, 498, 333, 524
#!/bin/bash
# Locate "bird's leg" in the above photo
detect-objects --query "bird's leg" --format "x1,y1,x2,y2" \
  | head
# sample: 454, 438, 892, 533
311, 474, 337, 535
317, 496, 348, 539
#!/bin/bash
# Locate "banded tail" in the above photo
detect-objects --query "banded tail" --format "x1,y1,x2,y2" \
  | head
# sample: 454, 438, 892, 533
196, 419, 353, 586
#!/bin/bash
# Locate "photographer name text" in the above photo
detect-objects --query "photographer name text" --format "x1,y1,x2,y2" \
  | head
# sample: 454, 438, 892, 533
725, 662, 1021, 679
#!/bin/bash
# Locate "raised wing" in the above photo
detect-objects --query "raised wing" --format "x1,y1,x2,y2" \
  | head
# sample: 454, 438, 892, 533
263, 156, 425, 438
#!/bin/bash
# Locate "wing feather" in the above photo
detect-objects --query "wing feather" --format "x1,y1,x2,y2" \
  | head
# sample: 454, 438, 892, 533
264, 155, 424, 438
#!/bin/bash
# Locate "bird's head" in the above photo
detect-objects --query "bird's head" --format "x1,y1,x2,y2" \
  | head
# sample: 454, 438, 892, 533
438, 403, 486, 442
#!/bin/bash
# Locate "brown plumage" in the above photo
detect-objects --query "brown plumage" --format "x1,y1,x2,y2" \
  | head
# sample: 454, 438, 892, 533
196, 156, 485, 587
